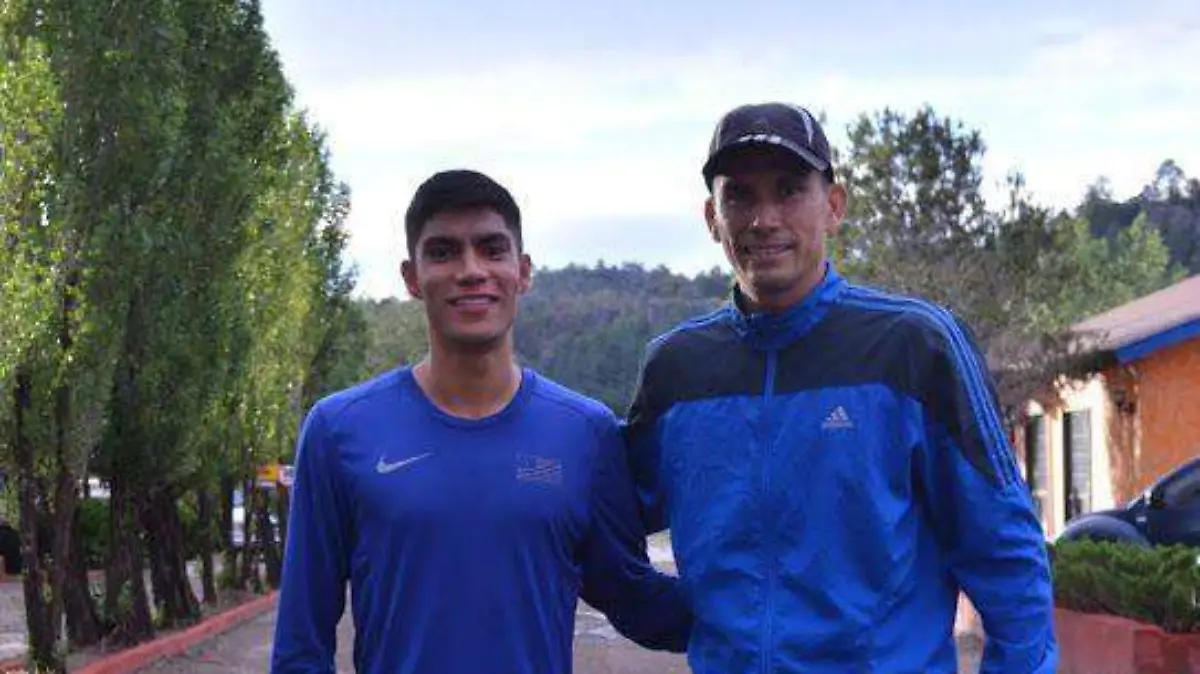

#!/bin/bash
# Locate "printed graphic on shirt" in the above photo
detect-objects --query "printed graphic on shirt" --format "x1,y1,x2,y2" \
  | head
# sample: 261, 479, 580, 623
516, 453, 564, 486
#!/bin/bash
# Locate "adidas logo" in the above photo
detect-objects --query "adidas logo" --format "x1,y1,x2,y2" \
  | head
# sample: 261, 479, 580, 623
821, 405, 854, 431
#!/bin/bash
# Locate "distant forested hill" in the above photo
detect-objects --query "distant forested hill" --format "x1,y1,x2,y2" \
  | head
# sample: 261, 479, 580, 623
1081, 160, 1200, 276
358, 263, 732, 412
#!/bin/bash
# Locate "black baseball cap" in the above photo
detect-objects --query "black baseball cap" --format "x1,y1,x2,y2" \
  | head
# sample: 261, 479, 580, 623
701, 102, 834, 190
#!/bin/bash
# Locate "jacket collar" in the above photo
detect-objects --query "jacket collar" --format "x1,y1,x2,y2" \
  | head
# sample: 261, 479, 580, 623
727, 261, 847, 351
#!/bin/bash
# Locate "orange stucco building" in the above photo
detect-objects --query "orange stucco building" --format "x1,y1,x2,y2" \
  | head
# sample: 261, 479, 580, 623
1017, 274, 1200, 538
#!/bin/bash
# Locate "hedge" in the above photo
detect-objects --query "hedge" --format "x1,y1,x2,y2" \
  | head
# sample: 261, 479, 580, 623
1051, 539, 1200, 633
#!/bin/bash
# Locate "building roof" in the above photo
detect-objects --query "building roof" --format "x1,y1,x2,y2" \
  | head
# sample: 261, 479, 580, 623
1073, 273, 1200, 364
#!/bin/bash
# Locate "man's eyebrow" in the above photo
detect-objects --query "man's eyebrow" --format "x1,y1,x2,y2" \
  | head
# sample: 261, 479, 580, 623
474, 232, 511, 245
421, 235, 460, 249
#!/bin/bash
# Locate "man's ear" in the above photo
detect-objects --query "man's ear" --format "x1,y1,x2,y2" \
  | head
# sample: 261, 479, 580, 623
401, 259, 421, 300
518, 253, 533, 294
826, 182, 848, 236
704, 196, 720, 243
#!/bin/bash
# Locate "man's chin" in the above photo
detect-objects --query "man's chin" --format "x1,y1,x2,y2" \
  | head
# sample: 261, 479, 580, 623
742, 269, 801, 297
443, 327, 509, 351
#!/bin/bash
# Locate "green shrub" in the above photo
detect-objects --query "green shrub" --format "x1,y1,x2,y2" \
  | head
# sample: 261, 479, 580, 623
1051, 539, 1200, 633
77, 495, 209, 569
177, 494, 201, 559
77, 498, 109, 570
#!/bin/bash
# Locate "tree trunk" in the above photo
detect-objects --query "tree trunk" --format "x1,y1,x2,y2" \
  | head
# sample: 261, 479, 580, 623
220, 473, 240, 590
14, 365, 65, 672
103, 296, 155, 644
48, 227, 91, 650
144, 504, 171, 618
259, 488, 281, 588
48, 340, 76, 656
65, 505, 102, 646
239, 480, 257, 590
275, 482, 289, 564
104, 477, 154, 646
165, 494, 200, 621
142, 491, 200, 627
197, 486, 218, 604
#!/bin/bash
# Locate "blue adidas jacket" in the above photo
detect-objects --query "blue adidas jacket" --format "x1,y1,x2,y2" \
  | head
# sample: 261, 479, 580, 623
624, 263, 1058, 673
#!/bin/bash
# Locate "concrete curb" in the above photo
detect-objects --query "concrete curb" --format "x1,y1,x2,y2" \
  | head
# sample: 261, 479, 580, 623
0, 592, 278, 674
78, 592, 279, 674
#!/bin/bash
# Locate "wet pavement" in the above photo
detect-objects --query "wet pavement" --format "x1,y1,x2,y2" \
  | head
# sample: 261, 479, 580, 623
140, 539, 694, 673
4, 539, 984, 673
139, 601, 982, 673
0, 579, 22, 663
139, 601, 695, 674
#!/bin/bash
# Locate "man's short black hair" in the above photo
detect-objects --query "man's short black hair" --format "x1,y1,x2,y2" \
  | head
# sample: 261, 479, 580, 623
404, 169, 523, 258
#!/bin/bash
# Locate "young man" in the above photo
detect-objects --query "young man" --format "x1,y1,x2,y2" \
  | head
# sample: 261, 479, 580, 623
624, 103, 1058, 673
272, 169, 690, 673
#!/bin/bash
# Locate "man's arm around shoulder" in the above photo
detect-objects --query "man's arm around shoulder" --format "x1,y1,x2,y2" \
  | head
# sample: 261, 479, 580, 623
578, 414, 691, 653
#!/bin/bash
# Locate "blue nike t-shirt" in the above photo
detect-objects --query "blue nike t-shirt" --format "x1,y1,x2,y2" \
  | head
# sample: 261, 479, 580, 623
271, 366, 689, 674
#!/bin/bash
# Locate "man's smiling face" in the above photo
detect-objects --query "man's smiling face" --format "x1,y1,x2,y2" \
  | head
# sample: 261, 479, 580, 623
402, 206, 532, 349
705, 144, 846, 312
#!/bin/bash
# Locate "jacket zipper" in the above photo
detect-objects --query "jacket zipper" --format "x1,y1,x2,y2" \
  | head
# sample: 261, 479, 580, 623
761, 348, 778, 674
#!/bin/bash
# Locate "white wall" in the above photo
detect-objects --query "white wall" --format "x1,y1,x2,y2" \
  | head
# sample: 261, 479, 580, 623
1024, 376, 1114, 538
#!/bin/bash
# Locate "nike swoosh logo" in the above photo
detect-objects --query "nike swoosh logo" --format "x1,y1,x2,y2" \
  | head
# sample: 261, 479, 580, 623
376, 453, 432, 474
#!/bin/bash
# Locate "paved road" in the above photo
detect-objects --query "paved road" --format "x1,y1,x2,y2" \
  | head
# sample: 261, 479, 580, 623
0, 578, 23, 663
1, 562, 215, 664
140, 602, 693, 674
139, 538, 693, 673
141, 602, 984, 673
5, 539, 983, 673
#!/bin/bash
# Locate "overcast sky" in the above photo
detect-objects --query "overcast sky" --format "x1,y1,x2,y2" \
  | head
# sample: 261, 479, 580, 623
260, 0, 1199, 299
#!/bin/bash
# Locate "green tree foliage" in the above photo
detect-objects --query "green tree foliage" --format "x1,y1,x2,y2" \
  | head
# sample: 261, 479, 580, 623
832, 106, 1181, 418
360, 296, 429, 374
1082, 161, 1200, 275
1, 3, 76, 667
1113, 165, 1197, 271
0, 0, 362, 667
515, 263, 729, 411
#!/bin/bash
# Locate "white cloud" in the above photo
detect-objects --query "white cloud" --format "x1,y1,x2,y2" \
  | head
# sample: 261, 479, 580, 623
289, 17, 1200, 298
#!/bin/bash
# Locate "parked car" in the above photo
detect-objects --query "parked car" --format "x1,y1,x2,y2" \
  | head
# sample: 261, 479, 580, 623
1056, 455, 1200, 547
0, 519, 20, 575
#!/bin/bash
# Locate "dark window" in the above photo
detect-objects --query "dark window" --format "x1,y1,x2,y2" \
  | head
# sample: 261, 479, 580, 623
1161, 462, 1200, 508
1063, 410, 1093, 520
1024, 415, 1048, 518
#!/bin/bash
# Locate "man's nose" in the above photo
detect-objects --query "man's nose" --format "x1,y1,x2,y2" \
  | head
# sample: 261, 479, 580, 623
456, 250, 486, 284
750, 199, 784, 229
